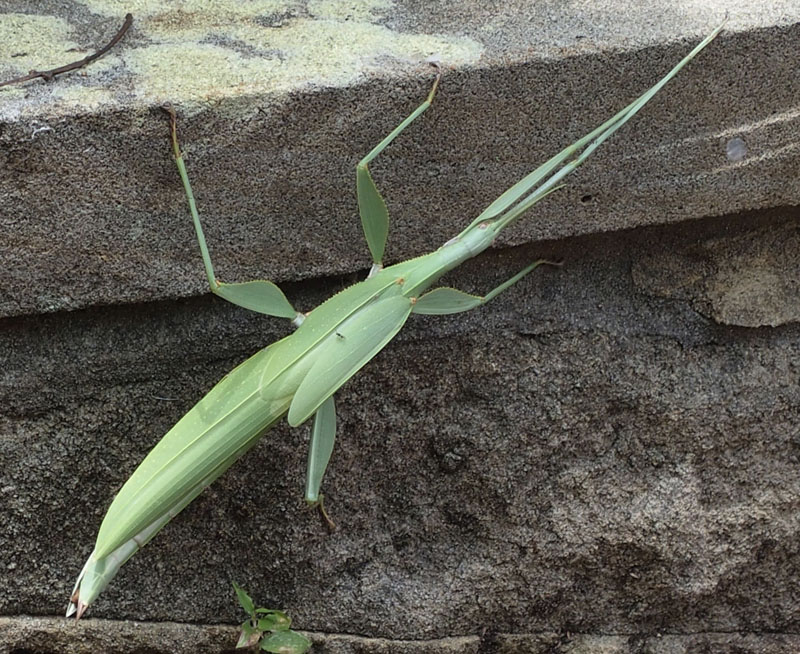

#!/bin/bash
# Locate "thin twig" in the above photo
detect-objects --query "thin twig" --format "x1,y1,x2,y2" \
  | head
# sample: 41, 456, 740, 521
0, 13, 133, 90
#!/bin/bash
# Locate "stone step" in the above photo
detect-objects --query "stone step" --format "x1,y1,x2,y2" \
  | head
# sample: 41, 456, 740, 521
2, 210, 799, 642
1, 4, 798, 317
4, 616, 800, 654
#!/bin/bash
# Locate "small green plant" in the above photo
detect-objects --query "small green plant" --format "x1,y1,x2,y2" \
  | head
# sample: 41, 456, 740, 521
233, 582, 311, 653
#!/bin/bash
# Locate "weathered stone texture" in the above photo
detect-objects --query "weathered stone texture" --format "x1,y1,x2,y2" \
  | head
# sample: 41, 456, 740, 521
2, 208, 799, 653
633, 218, 800, 327
4, 617, 800, 654
1, 3, 799, 317
1, 3, 799, 654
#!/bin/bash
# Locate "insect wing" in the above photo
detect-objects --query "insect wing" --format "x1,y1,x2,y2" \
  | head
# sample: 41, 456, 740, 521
288, 294, 412, 426
259, 273, 399, 391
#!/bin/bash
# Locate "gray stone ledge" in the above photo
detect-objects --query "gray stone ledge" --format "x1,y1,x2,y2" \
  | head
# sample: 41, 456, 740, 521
2, 208, 798, 640
3, 616, 800, 654
1, 3, 799, 318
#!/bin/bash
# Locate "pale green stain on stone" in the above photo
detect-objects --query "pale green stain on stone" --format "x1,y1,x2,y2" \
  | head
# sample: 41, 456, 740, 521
127, 18, 481, 106
51, 85, 117, 113
0, 14, 80, 101
1, 1, 482, 117
77, 0, 304, 19
119, 0, 483, 105
307, 0, 392, 21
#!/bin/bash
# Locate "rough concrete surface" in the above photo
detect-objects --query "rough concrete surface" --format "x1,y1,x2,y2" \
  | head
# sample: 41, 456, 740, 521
1, 2, 800, 654
633, 218, 800, 328
2, 206, 800, 653
0, 2, 799, 317
5, 617, 800, 654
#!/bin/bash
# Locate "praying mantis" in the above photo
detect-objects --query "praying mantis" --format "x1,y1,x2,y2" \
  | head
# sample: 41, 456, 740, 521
67, 23, 724, 619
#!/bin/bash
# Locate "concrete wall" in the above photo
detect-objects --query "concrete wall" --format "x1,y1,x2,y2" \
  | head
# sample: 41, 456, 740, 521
1, 2, 799, 653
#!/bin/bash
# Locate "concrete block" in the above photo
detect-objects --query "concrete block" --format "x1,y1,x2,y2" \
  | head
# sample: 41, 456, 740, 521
2, 206, 799, 651
1, 2, 798, 317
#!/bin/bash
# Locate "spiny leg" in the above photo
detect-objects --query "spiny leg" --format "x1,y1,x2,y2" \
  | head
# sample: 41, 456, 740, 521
357, 67, 441, 272
165, 106, 300, 322
412, 259, 562, 315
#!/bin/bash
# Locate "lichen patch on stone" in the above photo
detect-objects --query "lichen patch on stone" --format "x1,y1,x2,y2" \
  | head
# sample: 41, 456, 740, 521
76, 0, 301, 19
5, 1, 484, 115
127, 42, 283, 104
308, 0, 392, 21
0, 14, 80, 83
119, 3, 483, 106
51, 85, 118, 113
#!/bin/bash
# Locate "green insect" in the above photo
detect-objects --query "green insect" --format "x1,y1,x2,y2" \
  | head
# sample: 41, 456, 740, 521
67, 23, 724, 619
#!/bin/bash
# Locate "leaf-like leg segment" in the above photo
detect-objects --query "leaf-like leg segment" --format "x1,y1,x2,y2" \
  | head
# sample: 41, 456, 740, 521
306, 395, 336, 505
357, 69, 441, 266
165, 107, 298, 320
412, 259, 560, 315
214, 281, 297, 319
